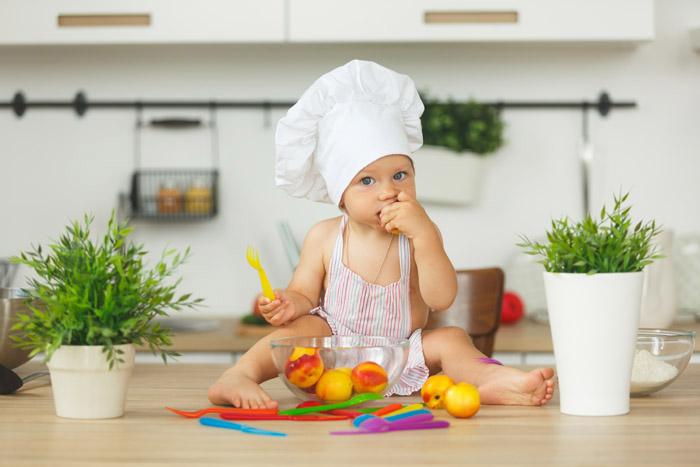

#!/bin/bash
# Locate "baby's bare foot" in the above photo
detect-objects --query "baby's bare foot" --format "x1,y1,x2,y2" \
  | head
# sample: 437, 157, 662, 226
208, 368, 278, 410
478, 366, 556, 406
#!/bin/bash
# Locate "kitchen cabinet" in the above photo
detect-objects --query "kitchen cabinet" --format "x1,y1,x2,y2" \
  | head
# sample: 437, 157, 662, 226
0, 0, 654, 46
692, 27, 700, 52
288, 0, 654, 43
0, 0, 285, 45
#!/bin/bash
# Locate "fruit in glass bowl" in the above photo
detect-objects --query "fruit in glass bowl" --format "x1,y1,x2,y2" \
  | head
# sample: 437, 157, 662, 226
351, 361, 389, 394
315, 369, 354, 401
270, 335, 409, 401
284, 347, 324, 389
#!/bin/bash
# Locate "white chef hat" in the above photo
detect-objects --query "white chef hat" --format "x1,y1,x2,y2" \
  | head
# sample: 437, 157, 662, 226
275, 59, 424, 206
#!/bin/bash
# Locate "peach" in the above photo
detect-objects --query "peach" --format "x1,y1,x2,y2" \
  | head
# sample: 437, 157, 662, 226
443, 382, 480, 418
420, 374, 455, 409
350, 361, 389, 394
315, 369, 354, 402
284, 347, 324, 389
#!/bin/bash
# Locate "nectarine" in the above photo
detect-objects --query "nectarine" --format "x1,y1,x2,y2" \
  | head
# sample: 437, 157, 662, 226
420, 374, 455, 409
315, 369, 353, 402
284, 347, 324, 389
350, 361, 389, 394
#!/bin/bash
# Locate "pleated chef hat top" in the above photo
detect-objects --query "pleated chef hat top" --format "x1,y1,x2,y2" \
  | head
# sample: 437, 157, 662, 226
275, 60, 424, 206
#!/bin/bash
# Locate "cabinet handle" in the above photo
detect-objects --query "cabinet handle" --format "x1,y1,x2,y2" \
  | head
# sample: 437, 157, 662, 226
57, 14, 151, 27
424, 11, 518, 24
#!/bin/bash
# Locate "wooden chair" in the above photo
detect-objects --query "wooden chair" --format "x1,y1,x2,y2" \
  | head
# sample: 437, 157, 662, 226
425, 267, 504, 357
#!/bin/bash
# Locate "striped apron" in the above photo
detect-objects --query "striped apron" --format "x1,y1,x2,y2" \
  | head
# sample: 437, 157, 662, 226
310, 216, 429, 395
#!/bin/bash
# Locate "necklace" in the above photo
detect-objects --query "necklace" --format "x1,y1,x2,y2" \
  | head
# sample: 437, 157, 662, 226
345, 221, 395, 284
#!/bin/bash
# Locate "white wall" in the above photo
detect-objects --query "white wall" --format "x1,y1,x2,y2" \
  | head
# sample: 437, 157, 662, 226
2, 0, 699, 317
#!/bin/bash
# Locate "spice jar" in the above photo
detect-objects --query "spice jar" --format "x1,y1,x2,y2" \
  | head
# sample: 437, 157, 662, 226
185, 178, 213, 215
157, 180, 183, 214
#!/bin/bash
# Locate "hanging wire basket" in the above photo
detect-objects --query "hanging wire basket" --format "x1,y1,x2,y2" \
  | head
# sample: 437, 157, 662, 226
129, 168, 219, 221
123, 110, 220, 221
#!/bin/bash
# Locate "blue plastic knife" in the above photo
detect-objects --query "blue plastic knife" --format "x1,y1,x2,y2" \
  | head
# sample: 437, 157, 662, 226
199, 416, 287, 437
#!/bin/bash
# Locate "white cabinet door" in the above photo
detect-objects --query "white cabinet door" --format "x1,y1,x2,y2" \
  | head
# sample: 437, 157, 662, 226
692, 27, 700, 52
288, 0, 654, 43
0, 0, 285, 44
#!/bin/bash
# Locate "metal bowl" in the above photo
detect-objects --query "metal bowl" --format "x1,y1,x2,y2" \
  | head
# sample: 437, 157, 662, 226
0, 288, 32, 369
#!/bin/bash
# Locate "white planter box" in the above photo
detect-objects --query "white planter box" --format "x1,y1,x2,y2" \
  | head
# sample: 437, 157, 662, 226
543, 272, 643, 416
413, 145, 487, 205
47, 344, 135, 419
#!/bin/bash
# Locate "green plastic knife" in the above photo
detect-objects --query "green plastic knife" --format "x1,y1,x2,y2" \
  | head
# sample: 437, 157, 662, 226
279, 393, 383, 416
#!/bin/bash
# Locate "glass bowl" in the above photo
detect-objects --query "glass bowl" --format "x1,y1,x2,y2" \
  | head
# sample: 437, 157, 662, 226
270, 335, 409, 401
631, 328, 696, 396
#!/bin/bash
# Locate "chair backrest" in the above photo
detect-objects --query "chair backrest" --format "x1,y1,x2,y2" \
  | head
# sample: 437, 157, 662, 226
425, 267, 504, 357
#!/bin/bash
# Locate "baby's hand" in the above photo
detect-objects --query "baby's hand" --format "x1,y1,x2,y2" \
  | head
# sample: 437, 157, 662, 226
379, 191, 436, 241
258, 289, 297, 326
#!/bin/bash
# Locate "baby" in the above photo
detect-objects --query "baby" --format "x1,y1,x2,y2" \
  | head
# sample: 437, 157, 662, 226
209, 60, 554, 409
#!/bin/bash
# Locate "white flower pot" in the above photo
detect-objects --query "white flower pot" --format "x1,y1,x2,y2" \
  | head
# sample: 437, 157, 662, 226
543, 272, 643, 416
47, 344, 135, 419
413, 145, 487, 205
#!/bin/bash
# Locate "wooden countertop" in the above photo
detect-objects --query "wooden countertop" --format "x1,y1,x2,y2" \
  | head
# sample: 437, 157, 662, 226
496, 319, 698, 353
151, 318, 700, 354
2, 362, 699, 465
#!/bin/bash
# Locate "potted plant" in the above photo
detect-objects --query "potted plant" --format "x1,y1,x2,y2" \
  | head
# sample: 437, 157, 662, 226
414, 93, 505, 205
11, 212, 201, 419
519, 193, 660, 416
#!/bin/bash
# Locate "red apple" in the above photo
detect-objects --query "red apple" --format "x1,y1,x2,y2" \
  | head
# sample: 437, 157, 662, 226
501, 291, 524, 324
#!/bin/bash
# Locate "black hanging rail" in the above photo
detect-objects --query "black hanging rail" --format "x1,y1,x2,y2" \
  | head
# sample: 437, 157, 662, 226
2, 90, 635, 118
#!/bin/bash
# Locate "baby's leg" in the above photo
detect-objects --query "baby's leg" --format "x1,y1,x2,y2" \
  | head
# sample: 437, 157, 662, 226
422, 327, 555, 406
208, 315, 332, 409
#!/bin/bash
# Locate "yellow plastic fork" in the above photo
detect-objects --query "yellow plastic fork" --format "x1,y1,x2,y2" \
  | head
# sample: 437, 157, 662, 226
246, 246, 275, 300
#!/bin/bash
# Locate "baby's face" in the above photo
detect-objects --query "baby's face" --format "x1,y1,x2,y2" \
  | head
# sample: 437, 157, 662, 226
340, 154, 416, 228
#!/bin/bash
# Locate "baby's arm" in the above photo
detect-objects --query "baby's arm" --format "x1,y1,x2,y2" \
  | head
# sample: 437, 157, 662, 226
258, 221, 327, 325
412, 224, 457, 311
379, 192, 457, 311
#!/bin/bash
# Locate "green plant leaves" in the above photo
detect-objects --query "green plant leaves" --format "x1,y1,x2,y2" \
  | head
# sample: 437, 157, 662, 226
518, 192, 661, 274
10, 210, 203, 368
420, 92, 505, 155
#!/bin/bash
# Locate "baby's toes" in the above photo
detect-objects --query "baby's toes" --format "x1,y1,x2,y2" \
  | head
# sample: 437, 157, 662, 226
262, 395, 278, 409
251, 397, 264, 409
